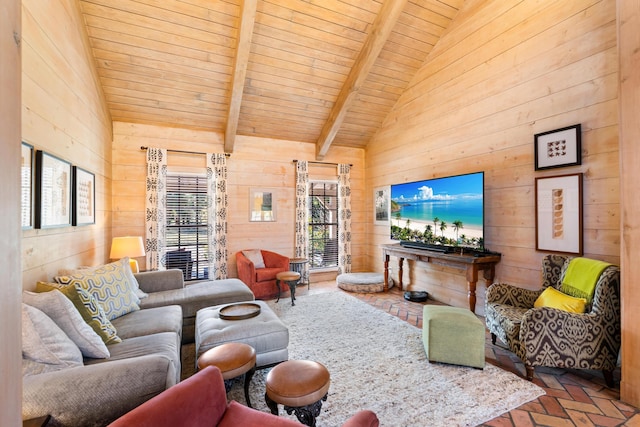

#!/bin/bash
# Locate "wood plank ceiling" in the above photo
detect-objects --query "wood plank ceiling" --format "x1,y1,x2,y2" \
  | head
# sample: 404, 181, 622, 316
79, 0, 463, 159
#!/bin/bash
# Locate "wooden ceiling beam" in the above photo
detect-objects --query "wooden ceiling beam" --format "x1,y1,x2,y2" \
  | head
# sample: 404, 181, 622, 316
224, 0, 257, 153
315, 0, 409, 160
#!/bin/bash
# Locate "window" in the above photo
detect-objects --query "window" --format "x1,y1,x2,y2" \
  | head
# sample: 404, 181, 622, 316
165, 173, 208, 280
308, 181, 338, 269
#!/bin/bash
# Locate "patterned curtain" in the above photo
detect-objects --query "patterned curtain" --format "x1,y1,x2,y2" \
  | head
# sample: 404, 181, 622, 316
337, 163, 352, 274
206, 153, 228, 280
145, 148, 167, 271
295, 161, 309, 282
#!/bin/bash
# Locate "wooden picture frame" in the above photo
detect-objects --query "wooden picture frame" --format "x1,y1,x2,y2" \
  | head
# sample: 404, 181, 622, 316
374, 186, 390, 225
534, 124, 581, 170
249, 188, 276, 222
35, 150, 72, 229
535, 173, 583, 255
21, 142, 34, 229
72, 166, 95, 226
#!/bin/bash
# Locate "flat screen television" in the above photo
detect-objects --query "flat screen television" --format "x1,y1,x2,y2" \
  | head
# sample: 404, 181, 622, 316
390, 171, 485, 250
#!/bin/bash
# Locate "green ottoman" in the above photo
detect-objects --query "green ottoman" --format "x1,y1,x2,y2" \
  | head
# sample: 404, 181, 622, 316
422, 305, 485, 369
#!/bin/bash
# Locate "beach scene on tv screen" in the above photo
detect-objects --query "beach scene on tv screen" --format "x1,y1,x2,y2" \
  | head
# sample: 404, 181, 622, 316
390, 172, 484, 248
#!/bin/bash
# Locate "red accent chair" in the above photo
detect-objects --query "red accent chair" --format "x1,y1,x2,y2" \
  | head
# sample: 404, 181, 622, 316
236, 250, 290, 300
108, 366, 379, 427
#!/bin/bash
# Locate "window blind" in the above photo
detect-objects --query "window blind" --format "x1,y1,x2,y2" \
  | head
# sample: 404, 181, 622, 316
165, 173, 208, 280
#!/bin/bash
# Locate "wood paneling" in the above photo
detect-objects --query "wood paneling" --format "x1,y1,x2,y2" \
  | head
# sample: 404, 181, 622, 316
77, 0, 462, 154
365, 0, 620, 316
112, 123, 365, 275
618, 0, 640, 407
21, 0, 113, 289
1, 0, 23, 424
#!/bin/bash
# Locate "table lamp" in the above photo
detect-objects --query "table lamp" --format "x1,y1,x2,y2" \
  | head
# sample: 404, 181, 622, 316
110, 236, 146, 273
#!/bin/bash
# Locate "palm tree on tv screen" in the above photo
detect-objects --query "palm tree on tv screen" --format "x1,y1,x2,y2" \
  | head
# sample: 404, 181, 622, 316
453, 220, 464, 242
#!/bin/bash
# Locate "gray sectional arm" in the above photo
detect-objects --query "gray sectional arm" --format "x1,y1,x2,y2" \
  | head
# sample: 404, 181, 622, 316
23, 354, 176, 427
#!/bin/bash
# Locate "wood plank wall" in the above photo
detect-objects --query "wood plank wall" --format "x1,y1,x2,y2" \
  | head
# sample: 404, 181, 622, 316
112, 122, 365, 278
21, 0, 114, 289
365, 0, 620, 315
1, 0, 23, 424
618, 0, 640, 408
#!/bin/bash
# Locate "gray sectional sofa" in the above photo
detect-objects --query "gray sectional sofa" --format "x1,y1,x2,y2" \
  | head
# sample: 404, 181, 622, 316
22, 267, 255, 427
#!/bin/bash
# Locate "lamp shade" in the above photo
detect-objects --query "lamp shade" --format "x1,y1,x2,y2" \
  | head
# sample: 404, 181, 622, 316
110, 236, 146, 259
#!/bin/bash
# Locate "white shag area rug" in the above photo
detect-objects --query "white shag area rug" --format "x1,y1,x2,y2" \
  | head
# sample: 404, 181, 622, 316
220, 291, 545, 427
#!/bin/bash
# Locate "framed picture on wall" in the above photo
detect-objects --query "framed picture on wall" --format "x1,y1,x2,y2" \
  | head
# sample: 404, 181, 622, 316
72, 166, 95, 226
535, 173, 583, 255
374, 186, 390, 224
534, 124, 581, 170
249, 188, 276, 221
35, 150, 72, 229
21, 142, 34, 229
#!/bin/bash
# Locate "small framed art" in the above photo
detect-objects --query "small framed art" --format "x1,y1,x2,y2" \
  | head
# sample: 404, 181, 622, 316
35, 150, 72, 229
374, 186, 390, 224
535, 173, 583, 255
72, 166, 95, 226
250, 188, 276, 221
534, 124, 581, 170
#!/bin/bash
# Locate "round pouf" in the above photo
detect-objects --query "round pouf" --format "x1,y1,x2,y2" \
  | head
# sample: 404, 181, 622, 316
197, 342, 256, 407
265, 360, 330, 427
336, 272, 388, 293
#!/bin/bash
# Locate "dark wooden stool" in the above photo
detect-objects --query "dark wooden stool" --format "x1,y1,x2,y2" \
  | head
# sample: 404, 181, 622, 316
275, 271, 301, 306
197, 342, 256, 407
265, 360, 330, 427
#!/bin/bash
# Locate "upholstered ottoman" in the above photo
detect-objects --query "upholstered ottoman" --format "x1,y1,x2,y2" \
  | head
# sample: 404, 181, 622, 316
336, 272, 388, 293
195, 300, 289, 368
422, 305, 485, 369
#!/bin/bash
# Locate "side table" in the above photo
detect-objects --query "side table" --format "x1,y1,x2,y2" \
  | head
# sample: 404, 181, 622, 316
289, 258, 309, 289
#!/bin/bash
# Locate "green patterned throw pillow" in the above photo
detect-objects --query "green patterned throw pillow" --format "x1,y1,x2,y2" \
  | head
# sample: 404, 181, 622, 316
55, 258, 140, 321
36, 281, 121, 345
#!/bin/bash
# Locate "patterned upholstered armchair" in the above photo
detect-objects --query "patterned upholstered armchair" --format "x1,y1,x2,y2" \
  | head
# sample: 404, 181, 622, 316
485, 254, 621, 386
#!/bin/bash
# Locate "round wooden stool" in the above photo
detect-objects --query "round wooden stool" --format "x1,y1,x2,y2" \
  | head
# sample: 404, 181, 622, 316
197, 342, 256, 407
265, 360, 330, 427
276, 271, 301, 306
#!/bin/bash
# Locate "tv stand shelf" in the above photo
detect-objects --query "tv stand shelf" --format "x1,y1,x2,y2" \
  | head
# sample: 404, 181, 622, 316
381, 243, 501, 313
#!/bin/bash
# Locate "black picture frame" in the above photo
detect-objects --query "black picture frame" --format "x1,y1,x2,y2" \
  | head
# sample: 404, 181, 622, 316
72, 166, 96, 226
21, 142, 34, 229
35, 150, 72, 229
534, 124, 581, 170
535, 173, 583, 255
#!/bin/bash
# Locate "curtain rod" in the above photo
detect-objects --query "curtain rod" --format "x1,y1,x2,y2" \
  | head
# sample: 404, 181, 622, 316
293, 159, 353, 167
140, 146, 230, 157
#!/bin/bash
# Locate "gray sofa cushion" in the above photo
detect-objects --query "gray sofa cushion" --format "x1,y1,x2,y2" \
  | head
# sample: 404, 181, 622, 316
86, 332, 181, 385
138, 279, 255, 318
111, 305, 182, 344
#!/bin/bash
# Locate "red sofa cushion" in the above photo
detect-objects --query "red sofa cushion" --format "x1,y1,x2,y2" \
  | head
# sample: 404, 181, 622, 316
256, 267, 284, 282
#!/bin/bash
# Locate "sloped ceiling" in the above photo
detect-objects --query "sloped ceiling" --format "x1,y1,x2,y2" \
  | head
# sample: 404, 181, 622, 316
79, 0, 462, 158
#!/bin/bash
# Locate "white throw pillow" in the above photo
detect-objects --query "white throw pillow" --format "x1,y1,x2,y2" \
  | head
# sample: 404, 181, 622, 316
23, 290, 110, 359
21, 304, 83, 375
242, 249, 266, 269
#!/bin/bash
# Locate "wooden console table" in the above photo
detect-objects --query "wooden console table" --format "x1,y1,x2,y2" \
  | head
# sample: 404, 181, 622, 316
381, 243, 501, 313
